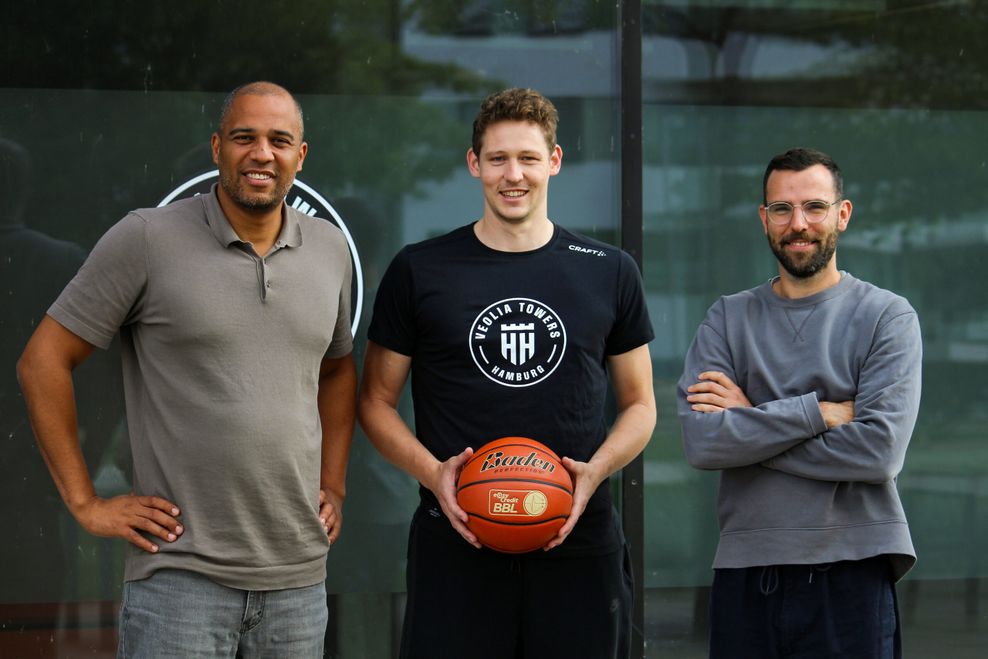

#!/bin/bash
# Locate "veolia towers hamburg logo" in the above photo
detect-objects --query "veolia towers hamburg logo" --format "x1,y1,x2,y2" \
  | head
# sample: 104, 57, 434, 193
469, 297, 567, 388
159, 171, 363, 335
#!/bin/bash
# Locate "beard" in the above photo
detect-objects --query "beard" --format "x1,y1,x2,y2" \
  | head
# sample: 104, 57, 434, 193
218, 170, 292, 213
768, 227, 839, 279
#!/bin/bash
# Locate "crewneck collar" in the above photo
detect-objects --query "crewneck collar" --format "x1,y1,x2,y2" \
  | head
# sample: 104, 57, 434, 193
760, 271, 855, 306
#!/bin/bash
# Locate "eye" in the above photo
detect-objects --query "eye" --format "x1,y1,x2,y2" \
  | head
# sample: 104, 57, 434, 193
767, 202, 792, 217
804, 201, 829, 213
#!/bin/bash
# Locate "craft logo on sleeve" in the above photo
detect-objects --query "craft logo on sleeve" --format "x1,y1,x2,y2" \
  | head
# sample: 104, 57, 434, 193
469, 297, 566, 388
160, 171, 364, 334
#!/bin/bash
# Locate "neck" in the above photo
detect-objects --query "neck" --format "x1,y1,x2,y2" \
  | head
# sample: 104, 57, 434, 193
474, 215, 554, 252
773, 263, 842, 299
216, 188, 283, 256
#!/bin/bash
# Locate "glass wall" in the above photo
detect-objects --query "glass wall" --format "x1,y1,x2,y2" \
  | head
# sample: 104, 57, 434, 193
1, 2, 622, 657
2, 1, 986, 657
641, 1, 988, 656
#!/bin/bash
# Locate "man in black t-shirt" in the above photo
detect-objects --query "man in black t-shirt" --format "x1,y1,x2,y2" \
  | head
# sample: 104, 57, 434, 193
358, 88, 656, 659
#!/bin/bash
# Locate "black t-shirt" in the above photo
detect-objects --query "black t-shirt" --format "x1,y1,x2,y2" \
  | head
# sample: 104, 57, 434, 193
368, 223, 654, 556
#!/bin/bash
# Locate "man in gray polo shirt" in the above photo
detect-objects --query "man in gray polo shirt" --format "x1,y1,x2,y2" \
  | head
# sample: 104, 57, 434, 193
17, 81, 356, 657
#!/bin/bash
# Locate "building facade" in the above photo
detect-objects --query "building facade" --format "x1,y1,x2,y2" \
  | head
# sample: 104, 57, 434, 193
2, 1, 985, 656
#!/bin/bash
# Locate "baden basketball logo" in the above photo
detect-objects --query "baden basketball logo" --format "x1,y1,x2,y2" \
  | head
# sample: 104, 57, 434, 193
469, 297, 566, 388
159, 171, 364, 335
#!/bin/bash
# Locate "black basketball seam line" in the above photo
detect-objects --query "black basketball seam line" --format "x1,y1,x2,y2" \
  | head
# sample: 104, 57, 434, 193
462, 441, 560, 469
466, 513, 569, 526
456, 477, 573, 495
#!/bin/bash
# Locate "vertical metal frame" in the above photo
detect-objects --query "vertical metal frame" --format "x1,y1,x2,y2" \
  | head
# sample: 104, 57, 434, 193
618, 1, 645, 657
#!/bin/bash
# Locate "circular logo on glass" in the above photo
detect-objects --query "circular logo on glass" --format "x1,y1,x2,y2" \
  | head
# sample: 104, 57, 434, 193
159, 171, 364, 335
468, 297, 566, 388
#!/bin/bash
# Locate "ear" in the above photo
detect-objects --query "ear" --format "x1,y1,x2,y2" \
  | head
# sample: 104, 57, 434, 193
467, 148, 481, 178
210, 133, 221, 165
758, 205, 769, 235
837, 198, 852, 231
296, 141, 308, 172
549, 144, 563, 176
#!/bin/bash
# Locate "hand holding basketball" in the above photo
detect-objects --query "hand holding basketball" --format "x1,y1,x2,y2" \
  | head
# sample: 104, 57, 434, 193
543, 454, 604, 550
428, 446, 481, 548
456, 437, 574, 553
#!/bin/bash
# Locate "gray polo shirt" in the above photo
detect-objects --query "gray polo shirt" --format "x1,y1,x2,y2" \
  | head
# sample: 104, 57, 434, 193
50, 186, 353, 590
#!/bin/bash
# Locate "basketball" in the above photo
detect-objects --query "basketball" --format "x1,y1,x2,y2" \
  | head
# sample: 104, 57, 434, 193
456, 436, 573, 553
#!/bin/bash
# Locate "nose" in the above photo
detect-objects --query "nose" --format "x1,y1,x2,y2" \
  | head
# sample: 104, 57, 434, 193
788, 207, 810, 231
504, 158, 523, 182
250, 139, 274, 162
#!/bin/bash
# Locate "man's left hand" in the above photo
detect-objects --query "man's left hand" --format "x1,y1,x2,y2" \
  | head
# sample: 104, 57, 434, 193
543, 456, 606, 551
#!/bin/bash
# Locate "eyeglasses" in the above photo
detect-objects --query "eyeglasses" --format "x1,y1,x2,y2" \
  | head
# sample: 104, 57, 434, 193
763, 199, 840, 225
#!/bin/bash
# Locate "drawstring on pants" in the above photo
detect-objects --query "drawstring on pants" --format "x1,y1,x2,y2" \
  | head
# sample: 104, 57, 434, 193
808, 563, 833, 584
759, 566, 779, 595
759, 563, 834, 594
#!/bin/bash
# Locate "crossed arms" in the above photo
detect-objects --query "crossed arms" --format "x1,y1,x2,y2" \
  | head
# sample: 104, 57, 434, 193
678, 309, 922, 484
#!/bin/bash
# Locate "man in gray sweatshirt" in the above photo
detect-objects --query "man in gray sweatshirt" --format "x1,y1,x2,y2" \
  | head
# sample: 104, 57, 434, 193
678, 147, 921, 659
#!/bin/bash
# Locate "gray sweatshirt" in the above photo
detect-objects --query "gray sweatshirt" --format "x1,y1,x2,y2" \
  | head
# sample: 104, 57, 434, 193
677, 272, 921, 581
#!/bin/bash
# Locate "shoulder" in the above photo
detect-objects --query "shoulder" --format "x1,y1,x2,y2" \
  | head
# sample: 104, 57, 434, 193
711, 282, 768, 316
554, 227, 639, 275
692, 282, 768, 339
556, 227, 619, 258
294, 208, 350, 254
128, 195, 205, 226
843, 274, 916, 322
405, 224, 476, 258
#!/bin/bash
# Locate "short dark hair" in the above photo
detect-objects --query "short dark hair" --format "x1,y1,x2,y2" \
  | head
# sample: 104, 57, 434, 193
218, 81, 304, 139
763, 148, 843, 203
471, 88, 558, 156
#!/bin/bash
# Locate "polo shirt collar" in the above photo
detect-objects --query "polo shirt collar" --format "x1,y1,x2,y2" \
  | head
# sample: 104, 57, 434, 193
202, 183, 303, 250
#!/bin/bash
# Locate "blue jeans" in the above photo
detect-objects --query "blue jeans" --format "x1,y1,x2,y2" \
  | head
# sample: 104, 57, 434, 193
709, 555, 901, 659
118, 569, 328, 658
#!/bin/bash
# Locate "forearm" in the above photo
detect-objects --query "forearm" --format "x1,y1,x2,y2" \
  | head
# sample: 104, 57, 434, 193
17, 336, 96, 515
762, 397, 919, 483
317, 355, 357, 499
358, 397, 441, 491
679, 390, 826, 469
589, 400, 655, 480
761, 310, 922, 483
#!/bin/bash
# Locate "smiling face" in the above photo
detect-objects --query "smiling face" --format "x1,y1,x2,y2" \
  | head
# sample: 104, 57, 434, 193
211, 91, 307, 214
467, 120, 562, 227
760, 164, 851, 282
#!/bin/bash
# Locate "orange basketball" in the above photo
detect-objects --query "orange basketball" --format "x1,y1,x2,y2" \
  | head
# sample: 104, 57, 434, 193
456, 436, 573, 553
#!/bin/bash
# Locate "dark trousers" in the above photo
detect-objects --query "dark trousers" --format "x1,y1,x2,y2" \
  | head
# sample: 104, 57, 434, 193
709, 555, 901, 659
399, 505, 633, 659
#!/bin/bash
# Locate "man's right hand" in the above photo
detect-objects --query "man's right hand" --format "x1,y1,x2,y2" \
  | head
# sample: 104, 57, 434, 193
427, 447, 481, 549
73, 494, 183, 553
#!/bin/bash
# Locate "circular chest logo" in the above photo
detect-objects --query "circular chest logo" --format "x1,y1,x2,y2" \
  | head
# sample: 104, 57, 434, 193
469, 297, 566, 388
159, 171, 363, 335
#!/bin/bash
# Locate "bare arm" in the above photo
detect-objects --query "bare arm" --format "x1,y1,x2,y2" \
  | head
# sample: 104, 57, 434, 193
546, 343, 656, 550
316, 353, 357, 544
17, 315, 182, 553
357, 341, 480, 548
